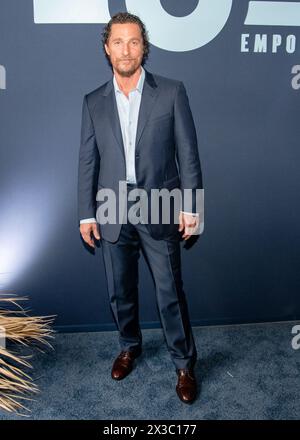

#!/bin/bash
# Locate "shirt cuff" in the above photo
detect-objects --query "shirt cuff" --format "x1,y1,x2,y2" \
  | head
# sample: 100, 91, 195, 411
180, 211, 199, 217
80, 218, 97, 224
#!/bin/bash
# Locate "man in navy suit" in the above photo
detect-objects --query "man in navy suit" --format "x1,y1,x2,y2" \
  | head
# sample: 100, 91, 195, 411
78, 12, 204, 404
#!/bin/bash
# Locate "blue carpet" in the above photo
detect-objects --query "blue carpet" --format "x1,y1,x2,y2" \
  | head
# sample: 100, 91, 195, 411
0, 322, 299, 419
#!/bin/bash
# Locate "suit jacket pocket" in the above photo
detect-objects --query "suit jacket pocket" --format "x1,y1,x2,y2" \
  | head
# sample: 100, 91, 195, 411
148, 112, 172, 125
162, 175, 180, 189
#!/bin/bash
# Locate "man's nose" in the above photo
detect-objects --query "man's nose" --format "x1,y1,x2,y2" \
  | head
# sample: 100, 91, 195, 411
122, 44, 130, 55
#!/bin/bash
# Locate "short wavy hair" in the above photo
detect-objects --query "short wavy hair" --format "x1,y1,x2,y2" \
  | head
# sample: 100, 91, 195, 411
101, 12, 150, 68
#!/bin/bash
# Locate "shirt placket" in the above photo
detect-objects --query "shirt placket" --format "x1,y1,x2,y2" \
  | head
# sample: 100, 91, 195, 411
119, 92, 129, 181
127, 90, 135, 183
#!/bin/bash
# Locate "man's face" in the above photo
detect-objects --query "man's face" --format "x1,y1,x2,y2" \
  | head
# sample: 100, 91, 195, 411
104, 23, 144, 77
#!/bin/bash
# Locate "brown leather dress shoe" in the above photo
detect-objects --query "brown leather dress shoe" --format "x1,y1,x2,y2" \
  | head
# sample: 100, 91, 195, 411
176, 368, 197, 403
111, 350, 141, 380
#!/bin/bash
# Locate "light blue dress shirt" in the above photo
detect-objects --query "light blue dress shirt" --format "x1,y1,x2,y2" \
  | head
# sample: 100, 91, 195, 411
114, 64, 145, 184
80, 66, 197, 224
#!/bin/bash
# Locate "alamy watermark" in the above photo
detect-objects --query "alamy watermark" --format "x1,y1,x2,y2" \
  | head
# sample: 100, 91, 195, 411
291, 324, 300, 350
95, 181, 204, 235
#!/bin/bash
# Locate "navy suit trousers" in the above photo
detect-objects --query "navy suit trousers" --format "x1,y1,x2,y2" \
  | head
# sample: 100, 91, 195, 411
100, 183, 197, 372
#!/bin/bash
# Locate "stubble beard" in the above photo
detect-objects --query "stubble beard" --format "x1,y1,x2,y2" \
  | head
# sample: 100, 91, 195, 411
114, 59, 141, 78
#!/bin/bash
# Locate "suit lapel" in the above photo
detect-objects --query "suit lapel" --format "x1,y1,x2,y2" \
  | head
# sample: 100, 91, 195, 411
134, 69, 159, 154
103, 67, 159, 160
105, 84, 125, 160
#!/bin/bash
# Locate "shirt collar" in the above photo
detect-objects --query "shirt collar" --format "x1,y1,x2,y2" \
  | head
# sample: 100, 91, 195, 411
113, 65, 145, 94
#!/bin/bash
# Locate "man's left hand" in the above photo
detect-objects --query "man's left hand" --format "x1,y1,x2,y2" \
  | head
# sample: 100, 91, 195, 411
178, 211, 200, 240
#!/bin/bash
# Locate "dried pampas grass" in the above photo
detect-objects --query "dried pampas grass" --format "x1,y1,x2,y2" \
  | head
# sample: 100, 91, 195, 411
0, 293, 56, 416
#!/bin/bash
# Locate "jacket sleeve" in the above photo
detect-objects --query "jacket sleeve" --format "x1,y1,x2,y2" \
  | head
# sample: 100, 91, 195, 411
174, 81, 203, 215
77, 94, 100, 226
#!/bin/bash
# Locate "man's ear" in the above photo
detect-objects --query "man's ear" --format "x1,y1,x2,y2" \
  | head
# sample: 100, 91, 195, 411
104, 43, 110, 56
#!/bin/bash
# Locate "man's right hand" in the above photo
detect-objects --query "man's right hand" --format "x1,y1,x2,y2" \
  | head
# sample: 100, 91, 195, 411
80, 222, 101, 248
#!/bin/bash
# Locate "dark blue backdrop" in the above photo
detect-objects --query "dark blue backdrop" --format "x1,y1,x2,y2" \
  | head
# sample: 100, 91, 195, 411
1, 0, 300, 331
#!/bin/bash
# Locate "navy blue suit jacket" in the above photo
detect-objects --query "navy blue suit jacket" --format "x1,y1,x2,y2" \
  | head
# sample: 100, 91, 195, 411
78, 68, 203, 242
